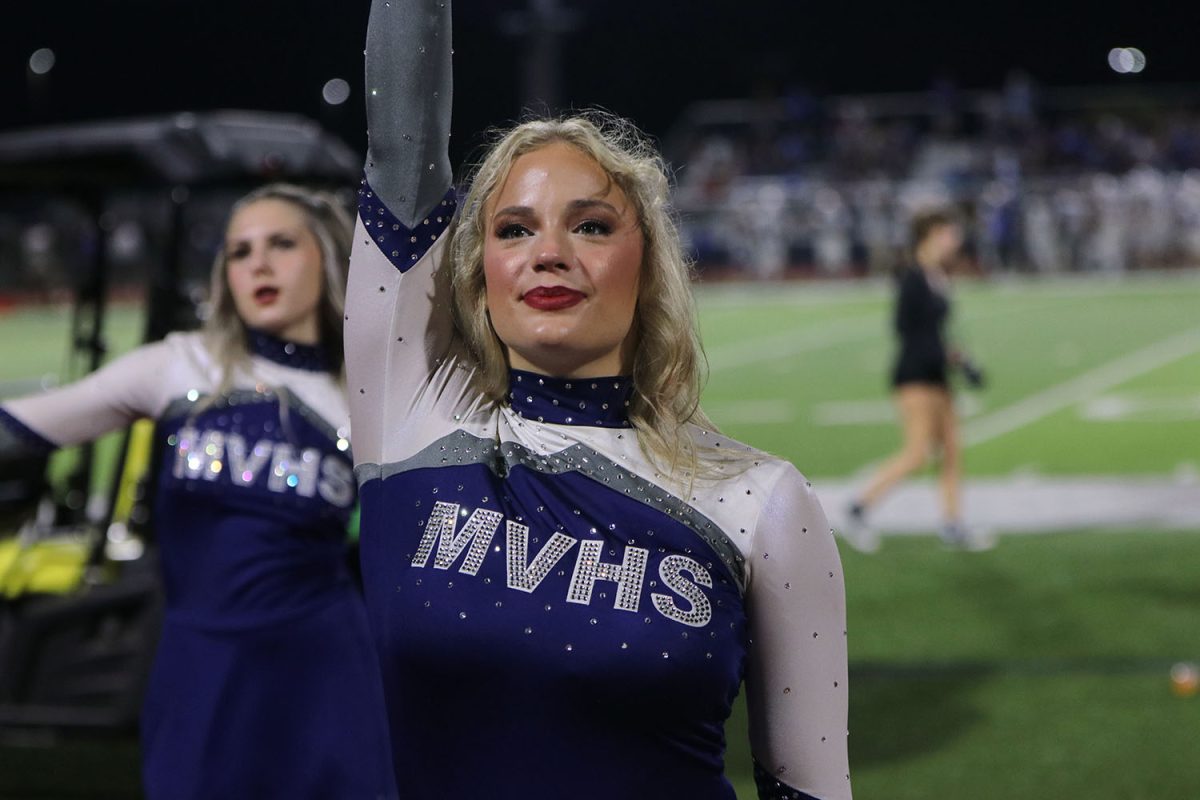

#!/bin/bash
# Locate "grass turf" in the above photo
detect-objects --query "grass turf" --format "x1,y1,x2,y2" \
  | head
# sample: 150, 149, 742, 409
700, 274, 1200, 477
1, 275, 1198, 798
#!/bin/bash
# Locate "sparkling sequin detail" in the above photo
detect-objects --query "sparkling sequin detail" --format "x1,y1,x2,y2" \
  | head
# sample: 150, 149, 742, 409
753, 761, 823, 800
357, 179, 457, 273
505, 521, 577, 593
246, 328, 333, 372
360, 431, 747, 592
411, 501, 503, 575
567, 539, 648, 611
508, 368, 633, 428
651, 555, 714, 627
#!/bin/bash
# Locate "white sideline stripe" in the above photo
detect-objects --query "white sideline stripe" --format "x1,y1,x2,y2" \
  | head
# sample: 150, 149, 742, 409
817, 474, 1200, 535
963, 327, 1200, 447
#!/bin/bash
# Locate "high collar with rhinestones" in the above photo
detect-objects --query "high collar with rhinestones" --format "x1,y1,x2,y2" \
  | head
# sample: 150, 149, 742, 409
508, 369, 633, 428
247, 328, 332, 373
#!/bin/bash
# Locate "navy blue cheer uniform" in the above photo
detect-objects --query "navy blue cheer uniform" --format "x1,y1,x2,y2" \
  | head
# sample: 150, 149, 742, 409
0, 331, 397, 800
343, 2, 851, 798
891, 265, 951, 389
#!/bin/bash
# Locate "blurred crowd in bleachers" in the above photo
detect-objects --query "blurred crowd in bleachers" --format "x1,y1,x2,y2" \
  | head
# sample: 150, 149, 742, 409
670, 77, 1200, 276
5, 80, 1200, 298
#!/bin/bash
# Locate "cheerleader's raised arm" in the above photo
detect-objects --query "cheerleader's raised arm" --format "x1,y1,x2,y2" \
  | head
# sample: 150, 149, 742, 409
346, 0, 460, 468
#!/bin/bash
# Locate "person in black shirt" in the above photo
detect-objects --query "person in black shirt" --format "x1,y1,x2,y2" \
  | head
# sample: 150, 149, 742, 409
845, 209, 984, 551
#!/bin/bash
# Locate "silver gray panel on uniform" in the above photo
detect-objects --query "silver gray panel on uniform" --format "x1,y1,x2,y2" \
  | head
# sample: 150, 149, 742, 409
356, 430, 748, 590
365, 0, 454, 228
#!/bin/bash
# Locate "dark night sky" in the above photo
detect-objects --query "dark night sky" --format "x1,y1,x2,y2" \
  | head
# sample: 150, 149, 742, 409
3, 1, 1198, 166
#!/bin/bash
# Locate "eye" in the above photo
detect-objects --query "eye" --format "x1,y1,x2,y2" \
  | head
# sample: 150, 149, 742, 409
226, 243, 250, 261
574, 219, 612, 236
496, 223, 532, 239
270, 235, 297, 249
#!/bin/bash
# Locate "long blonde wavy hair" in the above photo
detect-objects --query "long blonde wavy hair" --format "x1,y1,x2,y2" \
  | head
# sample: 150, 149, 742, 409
203, 183, 353, 397
448, 111, 727, 481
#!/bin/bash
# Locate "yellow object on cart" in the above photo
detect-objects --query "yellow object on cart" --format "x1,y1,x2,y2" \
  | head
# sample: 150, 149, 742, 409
0, 528, 93, 598
0, 419, 155, 599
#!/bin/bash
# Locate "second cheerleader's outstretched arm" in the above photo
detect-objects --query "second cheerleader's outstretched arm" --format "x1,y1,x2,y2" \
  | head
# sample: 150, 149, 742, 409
346, 0, 461, 468
0, 341, 174, 461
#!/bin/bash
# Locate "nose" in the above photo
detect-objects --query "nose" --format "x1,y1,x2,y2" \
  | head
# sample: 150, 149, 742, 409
249, 244, 273, 275
532, 230, 572, 272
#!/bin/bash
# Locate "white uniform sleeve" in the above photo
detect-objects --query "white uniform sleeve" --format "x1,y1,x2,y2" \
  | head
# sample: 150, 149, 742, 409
346, 0, 464, 468
744, 464, 852, 800
0, 340, 175, 455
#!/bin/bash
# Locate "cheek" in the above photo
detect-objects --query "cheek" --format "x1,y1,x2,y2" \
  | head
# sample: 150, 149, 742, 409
610, 237, 644, 312
287, 245, 325, 308
226, 265, 254, 305
482, 246, 519, 321
301, 258, 324, 304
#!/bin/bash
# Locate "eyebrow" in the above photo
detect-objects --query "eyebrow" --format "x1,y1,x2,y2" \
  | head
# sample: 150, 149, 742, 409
492, 198, 623, 221
225, 228, 299, 247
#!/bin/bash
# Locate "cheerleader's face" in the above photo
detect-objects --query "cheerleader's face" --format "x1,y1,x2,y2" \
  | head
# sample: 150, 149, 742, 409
920, 223, 964, 270
224, 199, 325, 344
482, 142, 643, 378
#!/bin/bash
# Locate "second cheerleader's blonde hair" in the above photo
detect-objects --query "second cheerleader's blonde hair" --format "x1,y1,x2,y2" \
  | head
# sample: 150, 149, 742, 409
448, 111, 729, 481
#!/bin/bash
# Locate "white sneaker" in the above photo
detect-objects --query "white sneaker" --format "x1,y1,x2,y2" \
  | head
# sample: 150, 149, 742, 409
940, 522, 995, 552
843, 503, 881, 554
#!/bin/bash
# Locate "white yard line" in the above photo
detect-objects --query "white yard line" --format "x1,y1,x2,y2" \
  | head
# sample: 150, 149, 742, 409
816, 474, 1200, 535
963, 327, 1200, 447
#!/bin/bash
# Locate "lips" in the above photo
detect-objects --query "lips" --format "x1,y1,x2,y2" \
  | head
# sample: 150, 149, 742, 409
522, 286, 585, 311
253, 286, 279, 306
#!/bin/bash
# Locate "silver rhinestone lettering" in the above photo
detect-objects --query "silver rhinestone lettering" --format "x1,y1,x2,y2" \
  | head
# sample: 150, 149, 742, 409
567, 540, 648, 612
267, 443, 320, 496
651, 555, 713, 628
224, 433, 272, 486
410, 501, 503, 576
506, 521, 577, 592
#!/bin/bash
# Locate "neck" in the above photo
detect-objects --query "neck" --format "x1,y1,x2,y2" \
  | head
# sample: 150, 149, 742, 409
507, 369, 633, 428
246, 327, 333, 372
507, 352, 628, 381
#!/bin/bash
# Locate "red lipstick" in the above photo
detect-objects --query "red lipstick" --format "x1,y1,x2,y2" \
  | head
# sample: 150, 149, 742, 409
522, 286, 585, 311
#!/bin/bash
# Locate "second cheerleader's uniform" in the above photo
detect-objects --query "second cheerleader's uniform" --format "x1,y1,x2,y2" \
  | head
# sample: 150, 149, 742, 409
0, 331, 397, 800
346, 2, 850, 798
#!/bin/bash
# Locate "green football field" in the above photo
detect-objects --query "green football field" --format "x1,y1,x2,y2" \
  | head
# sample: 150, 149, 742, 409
1, 273, 1198, 798
699, 274, 1200, 478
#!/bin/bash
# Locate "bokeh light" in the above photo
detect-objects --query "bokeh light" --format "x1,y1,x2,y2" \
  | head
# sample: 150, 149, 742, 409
1108, 46, 1146, 74
322, 78, 351, 105
28, 47, 56, 75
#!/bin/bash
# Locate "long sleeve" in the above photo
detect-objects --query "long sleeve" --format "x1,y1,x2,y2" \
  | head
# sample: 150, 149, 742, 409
347, 0, 468, 469
744, 465, 852, 800
0, 340, 174, 458
364, 0, 453, 228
